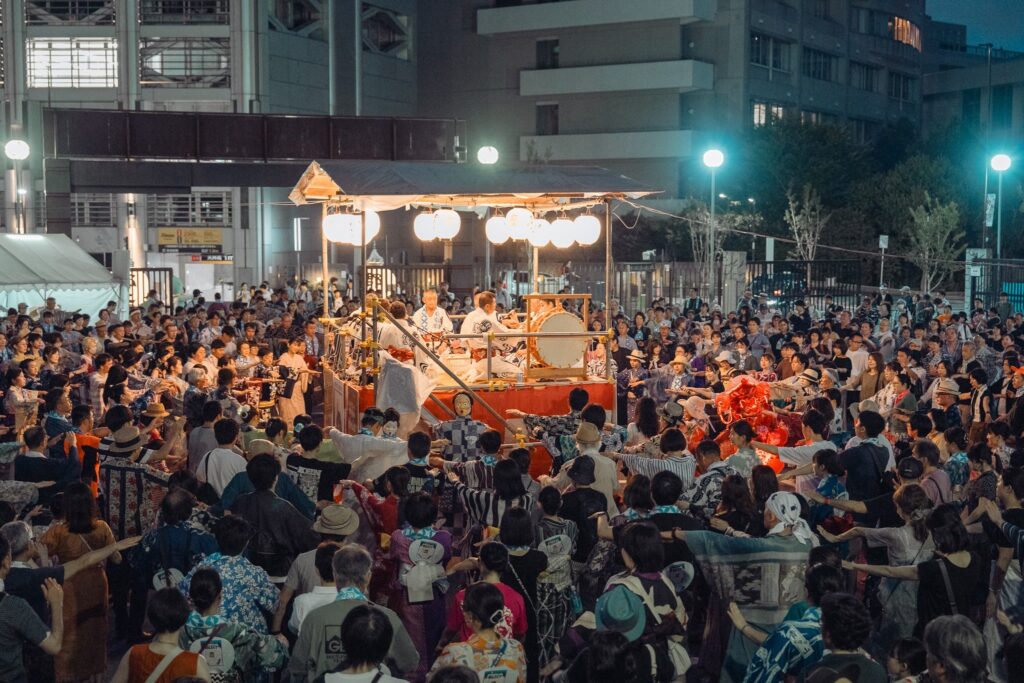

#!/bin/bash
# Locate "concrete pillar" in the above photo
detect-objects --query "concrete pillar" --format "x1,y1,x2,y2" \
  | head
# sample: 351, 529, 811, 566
116, 193, 145, 269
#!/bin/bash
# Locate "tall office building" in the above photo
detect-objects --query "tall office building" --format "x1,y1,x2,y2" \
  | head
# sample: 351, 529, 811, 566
419, 0, 1012, 200
1, 0, 416, 295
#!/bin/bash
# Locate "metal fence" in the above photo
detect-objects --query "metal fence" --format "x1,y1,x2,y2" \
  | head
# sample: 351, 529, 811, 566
968, 258, 1024, 312
362, 264, 450, 299
129, 268, 173, 308
744, 259, 864, 315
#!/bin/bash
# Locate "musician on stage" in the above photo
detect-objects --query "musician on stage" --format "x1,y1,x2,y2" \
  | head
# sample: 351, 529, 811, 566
412, 288, 454, 341
377, 302, 420, 363
461, 291, 520, 359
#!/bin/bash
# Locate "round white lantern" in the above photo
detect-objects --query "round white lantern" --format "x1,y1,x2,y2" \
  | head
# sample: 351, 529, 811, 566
413, 212, 436, 241
574, 214, 601, 246
549, 218, 575, 248
527, 218, 551, 248
323, 213, 349, 244
433, 209, 461, 240
348, 210, 380, 245
506, 208, 533, 240
485, 216, 510, 244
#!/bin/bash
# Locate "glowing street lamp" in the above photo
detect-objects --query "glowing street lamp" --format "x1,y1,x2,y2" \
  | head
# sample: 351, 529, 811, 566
477, 146, 499, 165
992, 154, 1012, 259
702, 149, 725, 302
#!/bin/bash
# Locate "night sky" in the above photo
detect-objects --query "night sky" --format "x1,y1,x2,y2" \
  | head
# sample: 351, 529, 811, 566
928, 0, 1024, 52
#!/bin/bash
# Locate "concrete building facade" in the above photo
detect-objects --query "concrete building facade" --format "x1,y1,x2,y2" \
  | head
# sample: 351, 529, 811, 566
1, 0, 418, 298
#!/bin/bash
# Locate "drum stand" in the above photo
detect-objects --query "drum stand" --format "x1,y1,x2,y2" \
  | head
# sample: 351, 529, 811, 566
522, 293, 591, 381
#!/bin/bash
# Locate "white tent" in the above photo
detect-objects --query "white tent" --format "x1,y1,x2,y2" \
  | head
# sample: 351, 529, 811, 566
0, 234, 121, 316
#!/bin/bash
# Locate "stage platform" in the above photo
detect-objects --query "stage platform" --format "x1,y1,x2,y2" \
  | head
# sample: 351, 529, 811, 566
326, 370, 615, 478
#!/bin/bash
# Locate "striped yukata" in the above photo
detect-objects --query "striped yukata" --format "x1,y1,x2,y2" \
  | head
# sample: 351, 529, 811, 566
617, 452, 698, 492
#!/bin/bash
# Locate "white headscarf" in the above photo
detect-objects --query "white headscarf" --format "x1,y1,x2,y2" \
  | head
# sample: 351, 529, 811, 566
766, 491, 819, 547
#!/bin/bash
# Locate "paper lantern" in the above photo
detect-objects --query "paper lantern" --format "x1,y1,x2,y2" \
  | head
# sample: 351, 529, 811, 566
574, 214, 601, 245
550, 218, 575, 248
485, 216, 510, 244
433, 209, 461, 240
322, 213, 349, 244
527, 218, 551, 247
350, 210, 381, 245
414, 212, 436, 241
506, 208, 533, 240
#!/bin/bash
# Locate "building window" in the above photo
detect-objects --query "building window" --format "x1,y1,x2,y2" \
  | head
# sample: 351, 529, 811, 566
72, 193, 115, 227
271, 0, 322, 34
801, 110, 839, 126
536, 39, 559, 70
802, 48, 838, 82
140, 38, 230, 87
849, 118, 880, 144
993, 84, 1013, 129
806, 0, 830, 20
25, 1, 115, 26
752, 100, 786, 126
887, 72, 916, 102
750, 32, 791, 76
141, 1, 230, 25
147, 192, 231, 226
27, 38, 118, 87
848, 61, 879, 92
362, 4, 410, 61
88, 252, 113, 269
850, 7, 921, 51
535, 103, 559, 136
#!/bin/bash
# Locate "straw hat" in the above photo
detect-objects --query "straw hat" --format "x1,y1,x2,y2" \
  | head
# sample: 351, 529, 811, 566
627, 349, 646, 362
312, 505, 360, 536
575, 422, 602, 445
935, 378, 960, 396
715, 351, 735, 364
683, 396, 706, 419
799, 368, 821, 385
106, 425, 143, 457
142, 403, 169, 419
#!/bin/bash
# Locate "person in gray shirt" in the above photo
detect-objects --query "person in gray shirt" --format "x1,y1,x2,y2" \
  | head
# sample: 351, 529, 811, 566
290, 545, 419, 682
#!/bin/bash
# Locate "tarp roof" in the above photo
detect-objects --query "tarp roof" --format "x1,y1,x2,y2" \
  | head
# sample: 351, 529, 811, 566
0, 234, 120, 316
0, 234, 116, 289
288, 160, 658, 211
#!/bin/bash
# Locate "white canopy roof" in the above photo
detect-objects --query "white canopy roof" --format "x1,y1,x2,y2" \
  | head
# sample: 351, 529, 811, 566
0, 234, 120, 315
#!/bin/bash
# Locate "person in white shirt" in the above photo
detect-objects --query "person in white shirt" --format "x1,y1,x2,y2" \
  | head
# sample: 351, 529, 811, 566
845, 333, 870, 381
410, 289, 453, 340
751, 408, 837, 495
196, 418, 247, 496
376, 302, 419, 359
328, 410, 407, 483
539, 422, 619, 517
289, 544, 340, 635
461, 291, 519, 357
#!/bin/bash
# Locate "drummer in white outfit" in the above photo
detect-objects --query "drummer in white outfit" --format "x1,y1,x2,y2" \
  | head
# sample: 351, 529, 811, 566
411, 288, 454, 339
462, 291, 520, 357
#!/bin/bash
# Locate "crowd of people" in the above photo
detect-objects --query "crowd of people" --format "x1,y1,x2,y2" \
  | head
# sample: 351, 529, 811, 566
0, 280, 1021, 683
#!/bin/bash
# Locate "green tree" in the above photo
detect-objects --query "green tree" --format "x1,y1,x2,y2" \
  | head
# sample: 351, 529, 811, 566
736, 119, 869, 238
907, 193, 964, 293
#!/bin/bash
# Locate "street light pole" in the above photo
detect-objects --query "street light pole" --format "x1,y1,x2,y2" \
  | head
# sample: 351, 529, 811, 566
992, 154, 1012, 260
709, 169, 716, 303
702, 149, 724, 305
